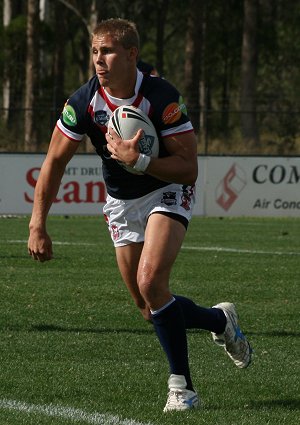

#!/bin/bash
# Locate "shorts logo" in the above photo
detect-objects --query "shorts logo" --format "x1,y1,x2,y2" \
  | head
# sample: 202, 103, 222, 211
111, 224, 120, 241
162, 97, 187, 125
161, 191, 177, 206
62, 104, 77, 126
104, 214, 120, 240
180, 185, 194, 211
216, 163, 247, 211
94, 110, 109, 126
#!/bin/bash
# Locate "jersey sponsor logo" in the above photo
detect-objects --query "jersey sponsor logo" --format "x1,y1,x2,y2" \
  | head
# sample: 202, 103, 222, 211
94, 110, 109, 126
62, 104, 77, 126
162, 97, 187, 124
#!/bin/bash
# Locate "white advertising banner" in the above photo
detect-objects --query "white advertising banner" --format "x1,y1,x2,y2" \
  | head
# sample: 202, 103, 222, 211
0, 153, 106, 215
0, 154, 299, 217
204, 156, 300, 217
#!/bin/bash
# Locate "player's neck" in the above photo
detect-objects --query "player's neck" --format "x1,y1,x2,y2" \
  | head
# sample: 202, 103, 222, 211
105, 70, 137, 99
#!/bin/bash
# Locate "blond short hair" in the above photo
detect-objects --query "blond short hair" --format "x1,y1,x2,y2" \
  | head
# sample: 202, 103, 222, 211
92, 18, 140, 50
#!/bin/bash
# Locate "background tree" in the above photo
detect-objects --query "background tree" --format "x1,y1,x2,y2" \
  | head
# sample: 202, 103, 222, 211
52, 1, 66, 118
1, 0, 300, 154
24, 0, 40, 151
240, 0, 259, 148
155, 0, 169, 76
184, 0, 203, 135
2, 0, 12, 124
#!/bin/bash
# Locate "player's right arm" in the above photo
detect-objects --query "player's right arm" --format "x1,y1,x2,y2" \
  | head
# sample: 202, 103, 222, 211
28, 127, 79, 262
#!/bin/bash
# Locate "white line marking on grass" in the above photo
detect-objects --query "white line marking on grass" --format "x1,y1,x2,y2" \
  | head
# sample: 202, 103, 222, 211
0, 398, 155, 425
182, 245, 300, 256
4, 239, 300, 256
5, 240, 97, 246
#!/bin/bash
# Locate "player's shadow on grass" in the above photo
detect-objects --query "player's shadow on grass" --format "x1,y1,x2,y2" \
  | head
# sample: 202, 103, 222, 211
246, 330, 300, 337
15, 325, 300, 338
249, 398, 300, 410
31, 323, 154, 335
208, 398, 300, 411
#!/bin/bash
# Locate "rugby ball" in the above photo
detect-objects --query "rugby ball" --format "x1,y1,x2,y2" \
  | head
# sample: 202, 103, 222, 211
108, 105, 159, 174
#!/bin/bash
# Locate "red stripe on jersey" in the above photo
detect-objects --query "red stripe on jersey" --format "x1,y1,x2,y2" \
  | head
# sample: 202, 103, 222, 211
100, 85, 145, 112
88, 104, 95, 118
100, 87, 120, 112
132, 92, 144, 108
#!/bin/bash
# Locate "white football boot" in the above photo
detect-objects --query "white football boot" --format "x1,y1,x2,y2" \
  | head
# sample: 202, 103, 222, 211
212, 302, 252, 368
163, 374, 199, 412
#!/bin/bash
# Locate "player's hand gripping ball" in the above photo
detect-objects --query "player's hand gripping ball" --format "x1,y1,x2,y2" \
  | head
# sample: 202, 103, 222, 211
108, 105, 159, 174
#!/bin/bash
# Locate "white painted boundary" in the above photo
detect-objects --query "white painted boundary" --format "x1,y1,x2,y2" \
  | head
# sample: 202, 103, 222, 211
2, 239, 300, 256
5, 239, 96, 246
0, 398, 154, 425
182, 245, 300, 256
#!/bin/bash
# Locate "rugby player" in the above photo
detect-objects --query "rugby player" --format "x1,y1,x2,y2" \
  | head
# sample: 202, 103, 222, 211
28, 18, 252, 412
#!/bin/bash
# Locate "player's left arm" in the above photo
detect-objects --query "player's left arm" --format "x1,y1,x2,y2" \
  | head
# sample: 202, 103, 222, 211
145, 131, 198, 185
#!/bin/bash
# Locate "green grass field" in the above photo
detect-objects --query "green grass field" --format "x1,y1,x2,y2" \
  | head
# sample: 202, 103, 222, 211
0, 216, 299, 425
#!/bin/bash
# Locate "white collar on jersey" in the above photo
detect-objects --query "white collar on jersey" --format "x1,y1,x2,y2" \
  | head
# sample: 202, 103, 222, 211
103, 69, 143, 106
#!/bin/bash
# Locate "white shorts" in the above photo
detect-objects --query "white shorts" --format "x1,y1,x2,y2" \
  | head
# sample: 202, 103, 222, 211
103, 183, 196, 247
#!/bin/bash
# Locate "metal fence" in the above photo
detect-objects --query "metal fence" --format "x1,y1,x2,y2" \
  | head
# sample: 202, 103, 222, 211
1, 107, 300, 156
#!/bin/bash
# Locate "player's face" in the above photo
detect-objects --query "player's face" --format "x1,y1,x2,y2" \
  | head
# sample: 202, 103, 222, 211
92, 34, 137, 97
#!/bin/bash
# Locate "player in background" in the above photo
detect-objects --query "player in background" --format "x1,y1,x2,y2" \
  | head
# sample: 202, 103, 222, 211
137, 59, 159, 76
28, 18, 252, 412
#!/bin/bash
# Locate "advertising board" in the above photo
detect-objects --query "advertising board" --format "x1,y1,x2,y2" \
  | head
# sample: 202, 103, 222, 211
0, 154, 105, 215
0, 154, 299, 217
205, 156, 300, 217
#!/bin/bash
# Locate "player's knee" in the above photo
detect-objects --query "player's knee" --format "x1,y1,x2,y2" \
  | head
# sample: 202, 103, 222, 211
137, 263, 170, 305
138, 277, 157, 303
138, 279, 169, 309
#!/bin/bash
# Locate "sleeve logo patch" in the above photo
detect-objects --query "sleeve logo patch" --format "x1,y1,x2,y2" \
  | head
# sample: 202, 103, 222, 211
62, 105, 77, 126
162, 98, 187, 124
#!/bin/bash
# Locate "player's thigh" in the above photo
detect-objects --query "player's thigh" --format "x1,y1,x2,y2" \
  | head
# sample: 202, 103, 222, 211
115, 243, 152, 317
140, 212, 186, 278
115, 242, 143, 285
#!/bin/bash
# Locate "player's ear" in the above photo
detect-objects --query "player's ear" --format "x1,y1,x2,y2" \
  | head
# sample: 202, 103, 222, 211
128, 46, 138, 61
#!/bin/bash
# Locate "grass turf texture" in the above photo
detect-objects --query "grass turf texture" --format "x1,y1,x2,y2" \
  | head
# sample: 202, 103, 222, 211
0, 216, 299, 425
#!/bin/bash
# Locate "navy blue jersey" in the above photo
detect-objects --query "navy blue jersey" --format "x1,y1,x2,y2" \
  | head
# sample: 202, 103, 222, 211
57, 70, 194, 199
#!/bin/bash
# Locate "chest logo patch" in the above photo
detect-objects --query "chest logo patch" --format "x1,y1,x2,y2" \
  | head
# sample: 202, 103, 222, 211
94, 110, 109, 127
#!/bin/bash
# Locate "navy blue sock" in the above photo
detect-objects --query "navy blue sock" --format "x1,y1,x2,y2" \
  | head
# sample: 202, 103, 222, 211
151, 299, 194, 391
174, 294, 226, 333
